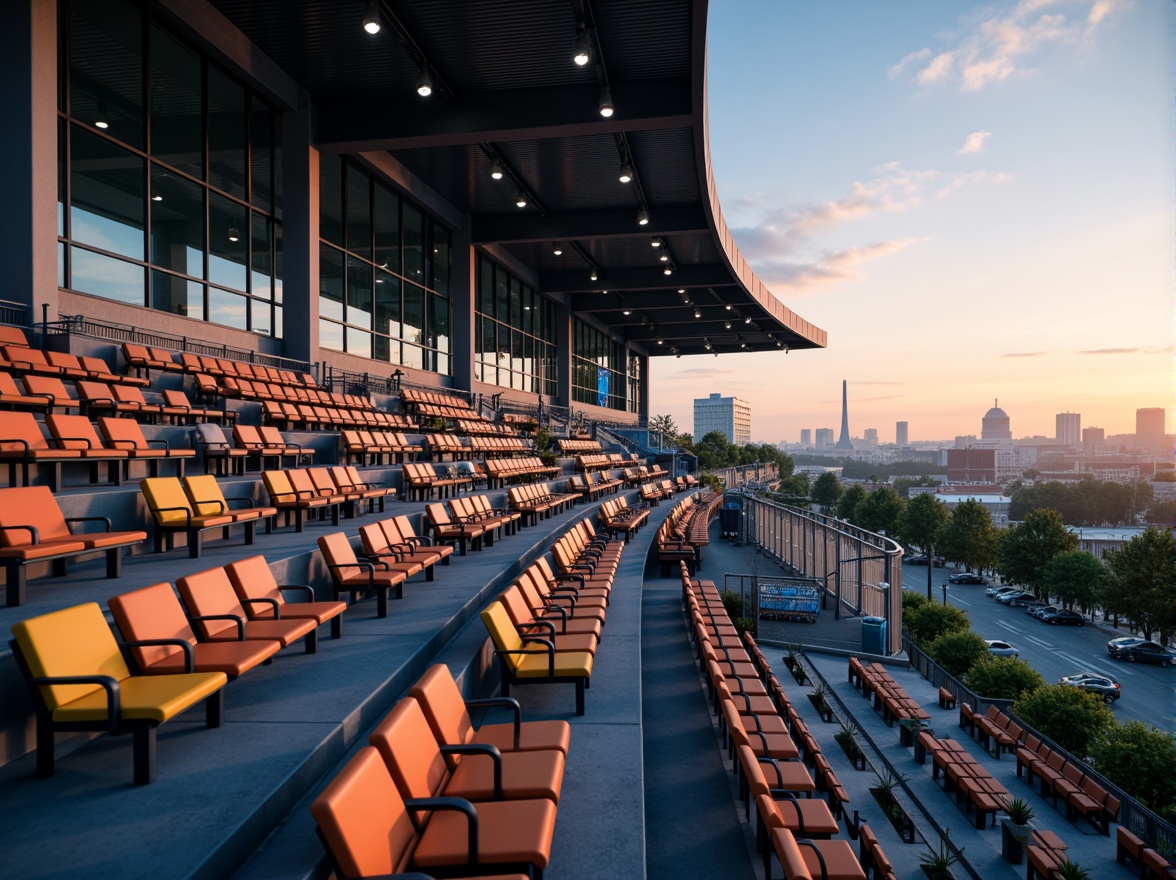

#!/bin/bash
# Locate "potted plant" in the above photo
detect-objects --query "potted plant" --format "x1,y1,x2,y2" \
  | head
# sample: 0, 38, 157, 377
808, 682, 834, 722
1000, 797, 1036, 864
1055, 860, 1089, 880
919, 830, 961, 880
834, 721, 865, 769
869, 769, 914, 841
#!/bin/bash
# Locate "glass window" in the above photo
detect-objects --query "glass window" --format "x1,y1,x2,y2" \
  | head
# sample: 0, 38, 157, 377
402, 284, 424, 347
346, 257, 372, 330
495, 267, 509, 319
346, 164, 372, 259
272, 305, 283, 338
273, 222, 283, 303
319, 154, 344, 245
250, 212, 272, 299
149, 165, 204, 278
149, 25, 202, 179
252, 298, 273, 336
207, 66, 247, 200
151, 270, 202, 318
69, 0, 144, 150
428, 294, 449, 353
432, 226, 450, 296
375, 271, 400, 339
508, 277, 522, 328
70, 125, 145, 260
208, 192, 247, 291
373, 182, 401, 275
250, 98, 274, 212
479, 261, 495, 315
319, 318, 343, 352
403, 203, 423, 281
72, 247, 143, 305
346, 327, 371, 359
319, 245, 344, 322
208, 287, 248, 330
401, 343, 423, 370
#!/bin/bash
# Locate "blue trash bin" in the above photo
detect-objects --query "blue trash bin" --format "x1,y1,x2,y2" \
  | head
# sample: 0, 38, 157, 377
861, 616, 887, 655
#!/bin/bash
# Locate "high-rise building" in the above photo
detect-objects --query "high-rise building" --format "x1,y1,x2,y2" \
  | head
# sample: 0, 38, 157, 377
863, 428, 878, 445
835, 380, 854, 449
800, 429, 812, 447
895, 421, 909, 447
814, 428, 834, 447
693, 392, 752, 445
1082, 426, 1105, 452
1136, 408, 1166, 451
1055, 412, 1081, 446
981, 400, 1012, 441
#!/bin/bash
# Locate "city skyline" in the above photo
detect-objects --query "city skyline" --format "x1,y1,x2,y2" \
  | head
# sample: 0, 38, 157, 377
649, 0, 1172, 444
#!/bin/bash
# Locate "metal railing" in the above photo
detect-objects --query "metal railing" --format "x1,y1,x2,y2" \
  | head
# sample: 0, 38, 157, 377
0, 300, 31, 329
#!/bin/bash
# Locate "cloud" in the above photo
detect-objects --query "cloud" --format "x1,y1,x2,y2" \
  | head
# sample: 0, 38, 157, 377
1003, 351, 1050, 357
892, 0, 1125, 92
1079, 345, 1171, 355
957, 131, 992, 154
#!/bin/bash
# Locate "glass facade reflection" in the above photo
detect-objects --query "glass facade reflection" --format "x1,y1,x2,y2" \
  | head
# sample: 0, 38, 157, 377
572, 319, 629, 411
474, 255, 557, 396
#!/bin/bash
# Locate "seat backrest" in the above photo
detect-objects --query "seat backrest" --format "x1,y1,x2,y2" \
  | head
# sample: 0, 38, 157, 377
183, 474, 229, 517
98, 416, 146, 449
23, 375, 72, 401
111, 384, 149, 405
80, 355, 114, 376
140, 477, 195, 525
176, 566, 250, 640
368, 696, 450, 799
359, 522, 388, 556
310, 746, 417, 878
162, 389, 191, 408
480, 601, 524, 662
258, 426, 286, 448
195, 422, 230, 449
233, 424, 263, 448
148, 347, 175, 366
108, 582, 198, 670
308, 468, 337, 495
224, 554, 285, 605
0, 485, 72, 545
46, 351, 83, 371
408, 663, 477, 747
0, 325, 31, 348
425, 503, 451, 527
0, 410, 52, 452
11, 602, 131, 711
498, 586, 537, 629
288, 469, 320, 496
392, 515, 420, 542
47, 414, 107, 450
318, 532, 359, 569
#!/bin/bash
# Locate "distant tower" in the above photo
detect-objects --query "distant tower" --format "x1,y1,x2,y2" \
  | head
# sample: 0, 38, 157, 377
1055, 412, 1080, 446
981, 399, 1012, 441
895, 421, 909, 447
800, 428, 812, 447
835, 380, 854, 450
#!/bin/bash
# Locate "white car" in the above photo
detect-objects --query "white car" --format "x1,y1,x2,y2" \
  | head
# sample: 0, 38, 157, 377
985, 639, 1019, 658
986, 586, 1018, 598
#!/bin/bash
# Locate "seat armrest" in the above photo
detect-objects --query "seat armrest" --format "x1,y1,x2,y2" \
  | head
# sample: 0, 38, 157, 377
187, 613, 247, 640
278, 584, 314, 601
66, 515, 113, 533
0, 523, 40, 543
240, 597, 281, 618
31, 674, 121, 730
403, 797, 479, 865
440, 743, 504, 799
120, 639, 195, 673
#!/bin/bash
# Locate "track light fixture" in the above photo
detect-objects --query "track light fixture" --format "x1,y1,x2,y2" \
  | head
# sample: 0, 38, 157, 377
744, 315, 752, 324
95, 102, 110, 129
227, 227, 240, 243
659, 252, 669, 262
693, 307, 701, 318
362, 0, 381, 34
651, 236, 662, 248
618, 163, 634, 184
704, 338, 712, 350
416, 68, 433, 97
776, 340, 784, 348
573, 24, 591, 66
657, 338, 663, 345
598, 86, 614, 118
489, 160, 504, 180
725, 303, 732, 310
739, 336, 748, 350
636, 208, 649, 226
514, 189, 528, 208
590, 268, 598, 281
724, 320, 732, 330
552, 242, 563, 256
664, 265, 673, 276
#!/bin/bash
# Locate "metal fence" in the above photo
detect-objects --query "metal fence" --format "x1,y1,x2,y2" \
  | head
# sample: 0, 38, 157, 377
0, 300, 31, 328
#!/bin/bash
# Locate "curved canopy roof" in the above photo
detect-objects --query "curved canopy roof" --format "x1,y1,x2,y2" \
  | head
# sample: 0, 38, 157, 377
201, 0, 826, 358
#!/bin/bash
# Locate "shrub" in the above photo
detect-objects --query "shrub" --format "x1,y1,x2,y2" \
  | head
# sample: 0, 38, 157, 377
1090, 720, 1176, 812
965, 656, 1045, 701
1013, 684, 1113, 757
927, 630, 990, 677
906, 602, 970, 646
901, 590, 928, 617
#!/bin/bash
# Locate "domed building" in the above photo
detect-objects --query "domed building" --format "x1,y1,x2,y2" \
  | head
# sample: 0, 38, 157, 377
981, 400, 1012, 440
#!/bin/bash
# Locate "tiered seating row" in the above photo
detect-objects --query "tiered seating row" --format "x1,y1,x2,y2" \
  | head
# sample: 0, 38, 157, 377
340, 429, 422, 465
567, 470, 622, 500
485, 456, 560, 488
848, 657, 932, 727
508, 483, 578, 525
597, 496, 649, 542
401, 387, 486, 422
1014, 729, 1122, 835
429, 432, 533, 460
558, 438, 602, 454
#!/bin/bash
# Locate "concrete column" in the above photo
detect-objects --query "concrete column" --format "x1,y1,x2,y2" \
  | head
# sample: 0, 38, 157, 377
636, 351, 649, 420
280, 108, 318, 365
555, 301, 571, 408
0, 0, 59, 324
449, 223, 474, 393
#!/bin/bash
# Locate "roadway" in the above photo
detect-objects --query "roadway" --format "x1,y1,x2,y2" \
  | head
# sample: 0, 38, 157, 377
902, 562, 1176, 732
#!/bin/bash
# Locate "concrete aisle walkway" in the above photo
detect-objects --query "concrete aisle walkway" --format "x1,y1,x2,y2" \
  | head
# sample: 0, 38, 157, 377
641, 562, 756, 880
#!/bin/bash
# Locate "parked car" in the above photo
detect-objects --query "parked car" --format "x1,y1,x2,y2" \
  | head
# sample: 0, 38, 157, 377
985, 639, 1019, 657
1106, 639, 1175, 667
1059, 673, 1120, 704
986, 585, 1019, 598
1040, 610, 1085, 627
906, 555, 946, 567
1027, 604, 1057, 619
948, 573, 987, 585
995, 590, 1029, 604
1007, 594, 1041, 608
1022, 601, 1050, 616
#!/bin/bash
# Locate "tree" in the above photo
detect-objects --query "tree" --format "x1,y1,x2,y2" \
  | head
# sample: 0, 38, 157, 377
647, 414, 677, 449
1146, 500, 1176, 524
855, 486, 906, 536
899, 493, 948, 599
837, 484, 867, 521
906, 602, 970, 646
937, 499, 1000, 574
997, 508, 1078, 595
777, 472, 810, 498
1041, 550, 1106, 611
695, 430, 735, 471
811, 472, 844, 513
927, 630, 990, 678
1104, 526, 1176, 642
1013, 684, 1114, 757
966, 656, 1045, 701
1090, 720, 1176, 812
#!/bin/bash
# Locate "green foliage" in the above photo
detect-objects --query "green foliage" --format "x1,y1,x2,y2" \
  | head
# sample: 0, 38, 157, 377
1009, 478, 1150, 526
647, 414, 678, 448
1003, 796, 1035, 825
892, 476, 941, 498
719, 589, 745, 622
918, 830, 962, 880
811, 471, 844, 512
837, 484, 868, 521
1012, 683, 1113, 756
898, 493, 948, 555
906, 602, 970, 646
1041, 550, 1106, 611
1104, 526, 1176, 642
965, 656, 1045, 701
699, 473, 724, 493
793, 454, 948, 480
901, 589, 929, 617
855, 486, 906, 535
1054, 860, 1089, 880
1146, 499, 1176, 523
998, 508, 1078, 593
533, 427, 559, 466
937, 498, 1000, 573
927, 630, 990, 677
1090, 720, 1176, 812
777, 472, 810, 497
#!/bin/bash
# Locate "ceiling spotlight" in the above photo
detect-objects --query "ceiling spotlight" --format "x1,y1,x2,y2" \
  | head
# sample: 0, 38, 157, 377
704, 338, 712, 350
724, 320, 732, 330
590, 268, 598, 281
659, 252, 669, 262
362, 0, 381, 34
573, 26, 591, 66
598, 86, 614, 118
227, 227, 240, 243
776, 340, 784, 348
552, 242, 563, 256
489, 160, 504, 180
622, 307, 631, 316
514, 189, 528, 208
664, 266, 673, 276
618, 163, 634, 184
693, 307, 701, 318
744, 315, 752, 324
416, 68, 433, 97
94, 102, 110, 129
657, 338, 663, 345
725, 303, 732, 311
739, 336, 748, 350
651, 236, 662, 248
636, 208, 649, 226
151, 193, 163, 202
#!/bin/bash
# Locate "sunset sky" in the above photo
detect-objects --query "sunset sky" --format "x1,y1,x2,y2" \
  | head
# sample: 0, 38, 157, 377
651, 0, 1172, 445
